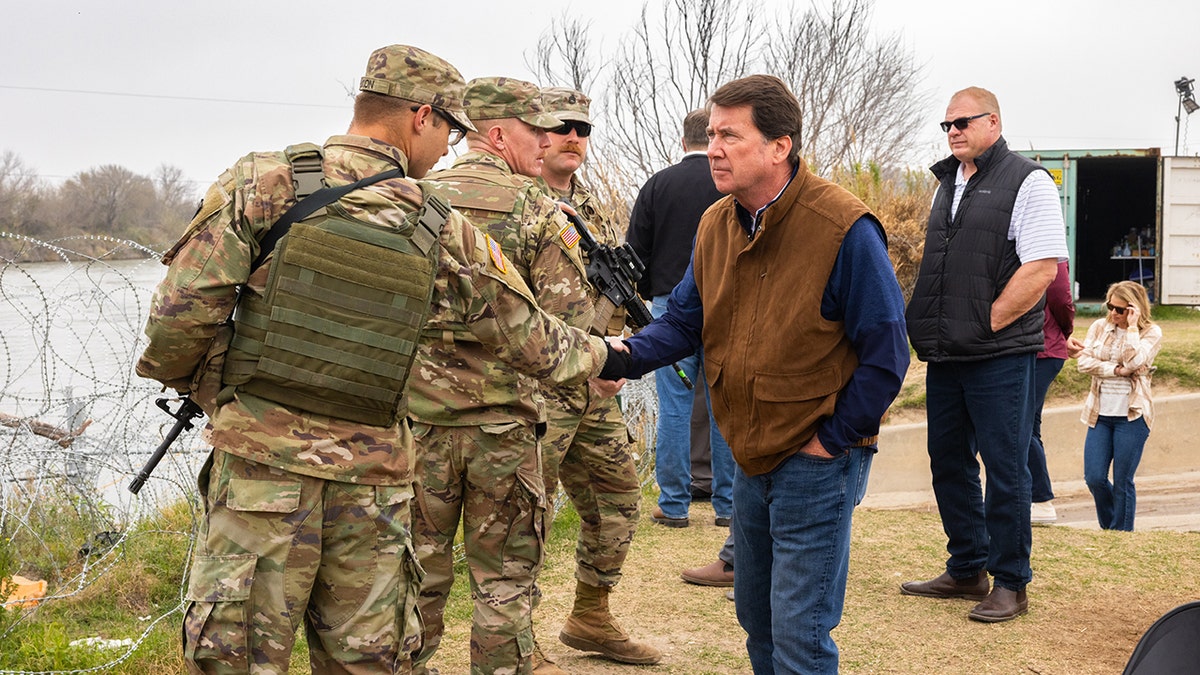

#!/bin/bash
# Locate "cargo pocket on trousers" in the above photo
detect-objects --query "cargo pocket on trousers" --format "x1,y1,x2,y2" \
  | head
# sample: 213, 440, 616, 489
398, 539, 427, 667
183, 553, 257, 670
500, 464, 548, 578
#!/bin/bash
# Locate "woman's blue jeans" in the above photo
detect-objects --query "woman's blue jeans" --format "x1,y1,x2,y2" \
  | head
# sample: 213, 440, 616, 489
1084, 415, 1150, 531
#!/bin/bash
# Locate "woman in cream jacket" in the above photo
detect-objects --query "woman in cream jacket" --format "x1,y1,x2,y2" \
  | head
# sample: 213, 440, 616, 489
1074, 281, 1162, 531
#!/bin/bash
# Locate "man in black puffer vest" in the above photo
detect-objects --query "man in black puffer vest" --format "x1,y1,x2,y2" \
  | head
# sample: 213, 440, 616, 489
901, 87, 1068, 624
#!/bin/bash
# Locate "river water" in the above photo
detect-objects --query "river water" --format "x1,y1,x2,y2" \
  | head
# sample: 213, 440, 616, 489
0, 253, 209, 521
1, 257, 165, 403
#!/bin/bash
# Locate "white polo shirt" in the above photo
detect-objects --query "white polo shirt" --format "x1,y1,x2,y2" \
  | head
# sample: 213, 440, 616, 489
948, 163, 1069, 264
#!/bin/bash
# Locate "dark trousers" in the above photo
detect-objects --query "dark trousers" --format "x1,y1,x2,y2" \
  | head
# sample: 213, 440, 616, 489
926, 353, 1035, 591
1028, 357, 1065, 502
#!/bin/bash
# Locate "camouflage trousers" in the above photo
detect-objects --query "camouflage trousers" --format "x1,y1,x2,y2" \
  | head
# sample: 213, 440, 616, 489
410, 421, 546, 675
540, 392, 641, 588
184, 448, 423, 675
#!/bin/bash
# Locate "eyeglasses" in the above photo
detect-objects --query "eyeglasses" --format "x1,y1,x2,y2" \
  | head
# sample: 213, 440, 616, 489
939, 112, 991, 133
1106, 303, 1129, 315
413, 105, 467, 146
550, 120, 592, 137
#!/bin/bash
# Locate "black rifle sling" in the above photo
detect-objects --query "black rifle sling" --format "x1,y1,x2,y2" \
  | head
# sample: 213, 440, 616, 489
251, 166, 404, 271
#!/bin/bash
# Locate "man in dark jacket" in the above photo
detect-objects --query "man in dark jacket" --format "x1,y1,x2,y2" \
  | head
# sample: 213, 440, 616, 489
900, 86, 1068, 623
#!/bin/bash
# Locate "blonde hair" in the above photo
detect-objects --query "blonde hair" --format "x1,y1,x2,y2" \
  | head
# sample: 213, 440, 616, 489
1106, 281, 1153, 331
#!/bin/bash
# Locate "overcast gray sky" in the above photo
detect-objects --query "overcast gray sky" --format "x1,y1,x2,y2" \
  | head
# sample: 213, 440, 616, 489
2, 0, 1198, 196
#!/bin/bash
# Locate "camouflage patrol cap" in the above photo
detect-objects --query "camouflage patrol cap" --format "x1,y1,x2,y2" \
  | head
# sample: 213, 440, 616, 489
541, 87, 592, 125
463, 77, 563, 129
359, 44, 477, 132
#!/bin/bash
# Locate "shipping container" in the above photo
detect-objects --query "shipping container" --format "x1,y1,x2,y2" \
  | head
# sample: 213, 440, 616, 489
1017, 150, 1200, 305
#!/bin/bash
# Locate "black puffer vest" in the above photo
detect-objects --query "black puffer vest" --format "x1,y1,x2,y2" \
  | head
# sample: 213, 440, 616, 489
906, 137, 1047, 362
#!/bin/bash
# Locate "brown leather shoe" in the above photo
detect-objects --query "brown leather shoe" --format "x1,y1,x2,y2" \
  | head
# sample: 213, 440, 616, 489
651, 506, 689, 528
968, 586, 1028, 622
899, 570, 989, 601
680, 559, 734, 587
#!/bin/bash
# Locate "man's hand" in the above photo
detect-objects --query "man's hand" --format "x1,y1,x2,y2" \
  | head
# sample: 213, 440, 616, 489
589, 377, 626, 398
598, 338, 632, 381
990, 258, 1058, 332
798, 434, 839, 460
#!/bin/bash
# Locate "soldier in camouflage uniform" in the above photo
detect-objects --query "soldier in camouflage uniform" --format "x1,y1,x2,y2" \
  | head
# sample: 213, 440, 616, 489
408, 77, 596, 675
535, 88, 662, 667
136, 46, 619, 675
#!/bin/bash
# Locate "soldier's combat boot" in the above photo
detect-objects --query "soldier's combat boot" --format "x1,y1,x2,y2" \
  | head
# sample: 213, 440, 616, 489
558, 581, 662, 665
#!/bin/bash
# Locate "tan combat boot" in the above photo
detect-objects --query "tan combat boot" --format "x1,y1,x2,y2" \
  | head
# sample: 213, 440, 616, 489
558, 581, 662, 665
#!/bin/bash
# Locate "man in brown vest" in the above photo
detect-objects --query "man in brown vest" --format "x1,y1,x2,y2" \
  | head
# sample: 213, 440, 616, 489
594, 74, 910, 674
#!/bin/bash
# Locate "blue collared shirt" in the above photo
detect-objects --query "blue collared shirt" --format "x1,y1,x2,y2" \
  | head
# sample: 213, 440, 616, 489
624, 216, 910, 453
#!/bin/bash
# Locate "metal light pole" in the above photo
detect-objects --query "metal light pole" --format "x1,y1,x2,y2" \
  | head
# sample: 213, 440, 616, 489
1175, 76, 1198, 156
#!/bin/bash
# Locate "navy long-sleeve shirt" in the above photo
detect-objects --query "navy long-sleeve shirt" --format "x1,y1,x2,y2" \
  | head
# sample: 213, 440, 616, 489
624, 216, 910, 453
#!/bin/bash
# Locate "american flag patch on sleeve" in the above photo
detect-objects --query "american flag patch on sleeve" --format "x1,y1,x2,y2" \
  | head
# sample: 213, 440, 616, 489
559, 223, 581, 249
486, 234, 507, 273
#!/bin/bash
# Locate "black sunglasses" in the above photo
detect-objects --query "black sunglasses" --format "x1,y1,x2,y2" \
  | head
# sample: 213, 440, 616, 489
939, 112, 990, 133
1106, 303, 1129, 315
550, 120, 592, 137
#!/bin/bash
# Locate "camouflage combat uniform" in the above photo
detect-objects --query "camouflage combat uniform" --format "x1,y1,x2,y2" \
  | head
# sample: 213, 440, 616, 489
538, 175, 642, 592
529, 86, 660, 667
406, 78, 592, 675
137, 126, 608, 674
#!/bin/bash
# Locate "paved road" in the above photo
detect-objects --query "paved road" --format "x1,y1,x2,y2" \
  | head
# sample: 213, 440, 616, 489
867, 471, 1200, 534
1044, 471, 1200, 533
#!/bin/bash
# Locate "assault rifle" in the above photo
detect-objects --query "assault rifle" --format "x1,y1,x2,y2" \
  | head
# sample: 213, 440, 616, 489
128, 396, 204, 494
560, 207, 692, 389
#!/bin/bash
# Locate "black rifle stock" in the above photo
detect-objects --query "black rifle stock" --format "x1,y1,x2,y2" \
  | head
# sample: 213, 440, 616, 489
128, 396, 204, 495
560, 207, 693, 389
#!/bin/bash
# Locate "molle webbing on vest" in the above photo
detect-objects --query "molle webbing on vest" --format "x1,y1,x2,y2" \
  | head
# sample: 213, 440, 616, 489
223, 196, 447, 427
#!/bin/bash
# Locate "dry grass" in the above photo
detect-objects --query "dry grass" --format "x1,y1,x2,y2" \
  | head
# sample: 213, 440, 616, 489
417, 493, 1200, 674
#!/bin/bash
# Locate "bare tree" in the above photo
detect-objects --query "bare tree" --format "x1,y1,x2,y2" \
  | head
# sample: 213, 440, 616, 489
526, 14, 599, 93
604, 0, 763, 183
153, 164, 192, 208
0, 151, 44, 236
531, 0, 928, 187
764, 0, 930, 175
56, 165, 159, 241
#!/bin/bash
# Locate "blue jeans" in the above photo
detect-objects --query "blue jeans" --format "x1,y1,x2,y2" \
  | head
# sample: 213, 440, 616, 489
1084, 415, 1149, 531
926, 354, 1034, 591
1029, 358, 1065, 503
733, 447, 873, 675
650, 295, 734, 519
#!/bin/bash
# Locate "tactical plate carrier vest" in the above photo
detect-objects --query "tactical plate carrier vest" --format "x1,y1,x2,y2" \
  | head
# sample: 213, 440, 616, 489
220, 144, 448, 427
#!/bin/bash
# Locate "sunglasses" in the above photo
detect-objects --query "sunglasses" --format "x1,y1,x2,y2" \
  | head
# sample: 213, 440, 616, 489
939, 112, 991, 133
1106, 303, 1129, 315
550, 120, 592, 137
